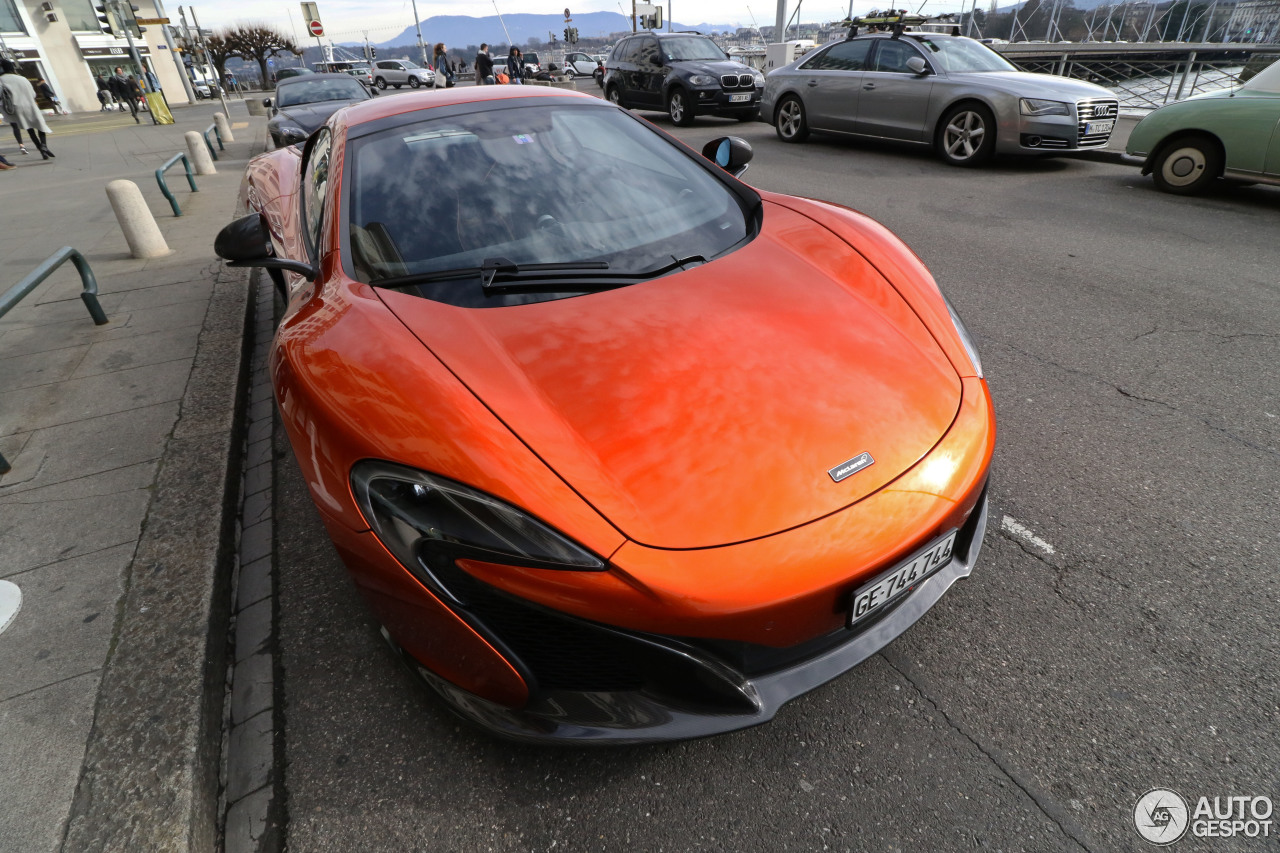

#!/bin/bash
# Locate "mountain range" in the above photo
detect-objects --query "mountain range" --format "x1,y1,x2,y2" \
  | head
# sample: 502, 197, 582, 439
364, 12, 741, 49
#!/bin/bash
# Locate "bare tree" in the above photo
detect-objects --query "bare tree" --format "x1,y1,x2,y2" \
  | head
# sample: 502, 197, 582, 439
226, 23, 299, 87
203, 34, 241, 86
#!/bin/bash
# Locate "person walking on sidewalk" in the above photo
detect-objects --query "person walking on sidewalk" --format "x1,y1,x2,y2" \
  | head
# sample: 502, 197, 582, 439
108, 67, 139, 122
0, 152, 14, 170
0, 60, 54, 160
475, 44, 494, 85
35, 78, 67, 115
95, 73, 112, 110
433, 43, 455, 88
506, 47, 524, 84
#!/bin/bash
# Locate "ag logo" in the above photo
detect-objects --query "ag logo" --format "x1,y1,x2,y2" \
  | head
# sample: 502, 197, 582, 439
1135, 788, 1190, 845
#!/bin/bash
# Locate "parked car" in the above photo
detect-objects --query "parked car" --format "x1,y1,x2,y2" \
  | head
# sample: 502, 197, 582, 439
215, 86, 994, 743
274, 67, 314, 82
1124, 57, 1280, 194
522, 51, 543, 77
762, 32, 1119, 166
602, 31, 764, 125
563, 51, 600, 76
264, 73, 374, 148
373, 58, 436, 89
314, 60, 375, 87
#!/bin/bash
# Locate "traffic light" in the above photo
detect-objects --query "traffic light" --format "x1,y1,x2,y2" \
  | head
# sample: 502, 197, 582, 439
564, 27, 570, 42
569, 26, 579, 43
95, 3, 115, 35
128, 4, 146, 37
371, 47, 377, 58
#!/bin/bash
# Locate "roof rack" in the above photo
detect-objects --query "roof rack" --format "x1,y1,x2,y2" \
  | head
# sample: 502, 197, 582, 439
842, 10, 960, 39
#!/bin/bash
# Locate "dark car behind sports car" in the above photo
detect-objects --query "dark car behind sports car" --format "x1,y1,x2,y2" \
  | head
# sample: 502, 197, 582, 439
265, 73, 373, 148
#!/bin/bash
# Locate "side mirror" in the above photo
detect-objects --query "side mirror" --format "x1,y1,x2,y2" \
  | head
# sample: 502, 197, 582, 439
214, 212, 318, 281
905, 56, 928, 75
262, 97, 272, 107
701, 136, 753, 178
650, 54, 664, 66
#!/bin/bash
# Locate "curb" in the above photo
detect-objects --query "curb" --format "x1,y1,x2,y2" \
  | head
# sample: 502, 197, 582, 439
61, 261, 253, 851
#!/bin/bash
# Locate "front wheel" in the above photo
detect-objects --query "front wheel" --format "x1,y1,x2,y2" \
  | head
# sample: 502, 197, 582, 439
667, 87, 694, 126
936, 103, 996, 167
409, 76, 421, 89
606, 85, 622, 106
1151, 134, 1222, 195
375, 77, 387, 90
775, 96, 808, 143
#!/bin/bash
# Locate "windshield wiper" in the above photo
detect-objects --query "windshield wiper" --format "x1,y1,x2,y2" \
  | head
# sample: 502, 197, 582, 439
371, 254, 709, 296
371, 258, 611, 291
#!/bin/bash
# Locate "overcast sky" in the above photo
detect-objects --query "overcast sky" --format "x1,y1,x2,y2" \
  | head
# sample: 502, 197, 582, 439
192, 0, 973, 44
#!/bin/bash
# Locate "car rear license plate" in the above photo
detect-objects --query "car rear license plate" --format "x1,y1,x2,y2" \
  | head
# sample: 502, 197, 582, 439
1086, 119, 1114, 136
848, 532, 957, 628
729, 93, 751, 103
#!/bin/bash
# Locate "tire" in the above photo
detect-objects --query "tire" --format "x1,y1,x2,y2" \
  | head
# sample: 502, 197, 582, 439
1151, 134, 1222, 195
409, 76, 421, 89
375, 77, 387, 90
606, 85, 622, 106
936, 103, 996, 167
667, 87, 694, 126
594, 69, 604, 89
775, 96, 808, 143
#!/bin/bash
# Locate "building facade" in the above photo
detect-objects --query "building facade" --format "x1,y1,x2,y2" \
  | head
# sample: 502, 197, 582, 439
1226, 0, 1280, 42
0, 0, 193, 113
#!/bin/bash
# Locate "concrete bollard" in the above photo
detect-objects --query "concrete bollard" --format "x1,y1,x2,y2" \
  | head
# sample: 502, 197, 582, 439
213, 111, 235, 143
105, 180, 171, 258
185, 131, 216, 176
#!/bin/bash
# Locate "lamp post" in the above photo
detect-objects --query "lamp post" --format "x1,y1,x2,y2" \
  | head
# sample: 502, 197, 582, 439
410, 0, 428, 66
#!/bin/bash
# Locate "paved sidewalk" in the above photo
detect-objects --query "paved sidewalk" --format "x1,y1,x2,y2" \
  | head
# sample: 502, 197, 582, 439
0, 101, 265, 852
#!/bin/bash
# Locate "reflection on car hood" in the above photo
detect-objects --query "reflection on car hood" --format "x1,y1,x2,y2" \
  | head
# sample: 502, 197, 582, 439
678, 59, 758, 78
379, 201, 962, 549
274, 100, 362, 132
946, 70, 1114, 100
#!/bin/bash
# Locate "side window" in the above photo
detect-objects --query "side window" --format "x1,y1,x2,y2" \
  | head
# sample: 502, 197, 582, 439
871, 39, 924, 73
636, 37, 660, 66
617, 39, 638, 63
302, 129, 332, 258
822, 39, 873, 71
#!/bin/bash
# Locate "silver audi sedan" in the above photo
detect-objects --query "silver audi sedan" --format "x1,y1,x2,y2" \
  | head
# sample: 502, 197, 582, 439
761, 32, 1119, 166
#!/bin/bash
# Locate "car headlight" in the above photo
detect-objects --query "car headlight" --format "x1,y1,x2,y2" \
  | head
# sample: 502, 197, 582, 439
752, 71, 765, 86
1019, 98, 1070, 117
351, 461, 606, 574
942, 295, 983, 378
277, 125, 308, 144
688, 74, 717, 86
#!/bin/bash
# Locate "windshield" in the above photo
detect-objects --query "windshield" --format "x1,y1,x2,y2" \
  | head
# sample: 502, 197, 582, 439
345, 103, 752, 307
662, 36, 729, 62
399, 60, 420, 69
278, 77, 368, 107
1241, 57, 1280, 93
913, 36, 1016, 73
525, 52, 540, 64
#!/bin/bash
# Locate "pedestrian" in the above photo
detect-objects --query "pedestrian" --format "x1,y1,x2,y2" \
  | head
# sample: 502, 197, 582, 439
0, 152, 14, 170
108, 66, 139, 122
507, 47, 524, 84
95, 73, 112, 111
475, 43, 494, 85
35, 78, 67, 115
433, 43, 455, 88
127, 75, 148, 113
145, 68, 160, 92
0, 60, 54, 159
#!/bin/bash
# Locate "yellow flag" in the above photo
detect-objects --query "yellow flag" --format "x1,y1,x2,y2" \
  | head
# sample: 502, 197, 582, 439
146, 92, 174, 124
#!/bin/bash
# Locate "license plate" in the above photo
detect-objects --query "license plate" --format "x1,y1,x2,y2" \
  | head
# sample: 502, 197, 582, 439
729, 93, 751, 103
1085, 119, 1114, 136
848, 532, 957, 628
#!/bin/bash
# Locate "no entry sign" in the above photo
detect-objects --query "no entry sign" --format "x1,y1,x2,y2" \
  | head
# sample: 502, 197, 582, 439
308, 19, 324, 36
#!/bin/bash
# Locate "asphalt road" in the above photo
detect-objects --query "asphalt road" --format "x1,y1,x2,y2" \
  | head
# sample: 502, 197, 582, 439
274, 112, 1280, 852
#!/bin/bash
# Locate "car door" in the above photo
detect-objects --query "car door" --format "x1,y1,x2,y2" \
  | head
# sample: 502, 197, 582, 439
1266, 109, 1280, 176
632, 36, 664, 109
796, 39, 873, 133
854, 38, 935, 141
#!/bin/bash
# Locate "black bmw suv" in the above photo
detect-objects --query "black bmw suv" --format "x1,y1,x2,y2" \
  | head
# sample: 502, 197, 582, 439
602, 32, 764, 126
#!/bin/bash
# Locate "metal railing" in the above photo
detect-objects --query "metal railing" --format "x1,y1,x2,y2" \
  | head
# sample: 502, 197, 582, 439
0, 247, 109, 475
155, 152, 199, 216
203, 122, 223, 161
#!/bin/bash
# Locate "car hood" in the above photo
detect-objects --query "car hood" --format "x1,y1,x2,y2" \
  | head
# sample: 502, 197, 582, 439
274, 99, 361, 132
379, 202, 962, 549
676, 59, 758, 78
946, 70, 1114, 100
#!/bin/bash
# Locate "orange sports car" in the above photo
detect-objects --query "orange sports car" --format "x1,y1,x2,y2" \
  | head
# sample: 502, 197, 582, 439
215, 87, 995, 743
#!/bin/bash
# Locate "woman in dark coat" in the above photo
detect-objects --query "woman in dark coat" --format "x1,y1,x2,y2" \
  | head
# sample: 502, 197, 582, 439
506, 47, 524, 84
432, 43, 454, 88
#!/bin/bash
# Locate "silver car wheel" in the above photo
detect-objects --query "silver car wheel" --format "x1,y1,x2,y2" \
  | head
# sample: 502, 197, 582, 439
943, 110, 986, 161
779, 101, 801, 138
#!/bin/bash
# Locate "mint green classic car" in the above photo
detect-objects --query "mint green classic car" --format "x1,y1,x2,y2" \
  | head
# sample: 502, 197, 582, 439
1126, 58, 1280, 194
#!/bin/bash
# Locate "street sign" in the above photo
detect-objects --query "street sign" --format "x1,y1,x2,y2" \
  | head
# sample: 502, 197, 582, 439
308, 19, 324, 36
136, 16, 169, 24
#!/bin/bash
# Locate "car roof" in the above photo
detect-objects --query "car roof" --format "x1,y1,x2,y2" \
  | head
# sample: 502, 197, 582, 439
279, 72, 363, 84
336, 85, 599, 127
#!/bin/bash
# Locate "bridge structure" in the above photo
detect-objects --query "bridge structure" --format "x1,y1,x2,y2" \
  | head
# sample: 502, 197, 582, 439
992, 41, 1280, 109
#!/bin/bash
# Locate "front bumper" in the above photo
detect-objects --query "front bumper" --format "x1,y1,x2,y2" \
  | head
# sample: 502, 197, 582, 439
389, 491, 988, 744
693, 86, 762, 116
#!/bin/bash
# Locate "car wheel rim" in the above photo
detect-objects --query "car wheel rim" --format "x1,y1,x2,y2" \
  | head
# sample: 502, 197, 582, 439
608, 89, 619, 104
410, 78, 420, 88
779, 101, 800, 137
670, 93, 684, 122
1161, 146, 1206, 187
944, 111, 986, 161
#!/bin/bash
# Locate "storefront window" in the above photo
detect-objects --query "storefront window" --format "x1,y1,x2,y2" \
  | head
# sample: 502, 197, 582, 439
63, 0, 102, 32
1, 0, 27, 34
